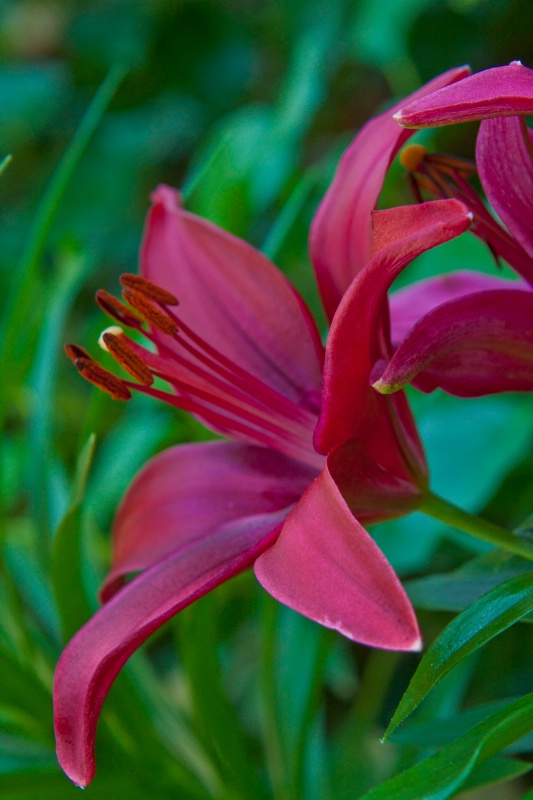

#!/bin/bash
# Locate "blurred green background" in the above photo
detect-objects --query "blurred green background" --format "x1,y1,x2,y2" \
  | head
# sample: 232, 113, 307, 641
3, 0, 533, 798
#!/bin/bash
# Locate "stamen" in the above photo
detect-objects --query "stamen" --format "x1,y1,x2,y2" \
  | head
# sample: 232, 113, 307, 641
120, 273, 179, 306
71, 355, 131, 401
122, 288, 178, 335
426, 153, 476, 179
100, 330, 154, 386
96, 289, 141, 328
399, 144, 427, 172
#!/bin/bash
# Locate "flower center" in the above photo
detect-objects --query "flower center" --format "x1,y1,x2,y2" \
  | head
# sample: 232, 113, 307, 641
66, 275, 323, 469
399, 144, 532, 277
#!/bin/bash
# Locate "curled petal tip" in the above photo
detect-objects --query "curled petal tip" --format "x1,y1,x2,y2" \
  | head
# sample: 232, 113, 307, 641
372, 377, 397, 395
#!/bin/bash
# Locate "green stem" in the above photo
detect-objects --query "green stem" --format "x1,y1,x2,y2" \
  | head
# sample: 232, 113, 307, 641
420, 492, 533, 561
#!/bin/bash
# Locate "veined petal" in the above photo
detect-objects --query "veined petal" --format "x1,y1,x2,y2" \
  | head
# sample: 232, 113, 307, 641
254, 464, 421, 650
310, 67, 470, 321
374, 288, 533, 397
315, 200, 471, 476
477, 116, 533, 263
54, 514, 282, 788
141, 185, 324, 410
102, 441, 318, 600
395, 62, 533, 128
390, 271, 524, 346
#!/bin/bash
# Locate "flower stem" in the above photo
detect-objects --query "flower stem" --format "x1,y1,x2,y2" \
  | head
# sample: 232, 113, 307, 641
420, 491, 533, 561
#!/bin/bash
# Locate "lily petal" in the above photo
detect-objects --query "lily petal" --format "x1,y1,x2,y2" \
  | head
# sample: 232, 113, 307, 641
254, 463, 421, 650
141, 185, 324, 410
314, 200, 472, 477
102, 441, 318, 600
390, 270, 524, 347
374, 288, 533, 397
310, 67, 471, 321
327, 439, 423, 523
54, 513, 282, 788
395, 62, 533, 128
477, 117, 533, 263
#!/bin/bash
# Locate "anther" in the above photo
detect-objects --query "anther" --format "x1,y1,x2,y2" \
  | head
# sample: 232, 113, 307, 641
101, 330, 154, 386
120, 274, 179, 306
72, 356, 132, 401
65, 343, 91, 362
122, 288, 178, 335
96, 289, 141, 327
399, 144, 427, 172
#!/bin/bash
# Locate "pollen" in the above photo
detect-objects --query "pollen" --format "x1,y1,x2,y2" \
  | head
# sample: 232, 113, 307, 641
100, 330, 154, 386
69, 353, 132, 401
399, 143, 427, 172
65, 343, 91, 361
98, 326, 124, 351
122, 288, 178, 336
96, 289, 141, 327
120, 274, 179, 306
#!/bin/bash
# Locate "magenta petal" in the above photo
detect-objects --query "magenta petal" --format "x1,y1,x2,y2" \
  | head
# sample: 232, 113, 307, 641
310, 66, 470, 320
395, 62, 533, 127
477, 116, 533, 264
375, 288, 533, 397
140, 185, 324, 410
102, 441, 318, 600
327, 439, 423, 523
54, 515, 283, 788
254, 464, 421, 650
390, 270, 524, 347
314, 200, 472, 471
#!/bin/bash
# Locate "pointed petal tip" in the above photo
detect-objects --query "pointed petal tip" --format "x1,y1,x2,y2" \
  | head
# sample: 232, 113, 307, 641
410, 635, 424, 653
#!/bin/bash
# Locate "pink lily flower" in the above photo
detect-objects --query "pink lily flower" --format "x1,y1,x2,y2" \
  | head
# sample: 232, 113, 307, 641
319, 60, 533, 399
55, 184, 471, 787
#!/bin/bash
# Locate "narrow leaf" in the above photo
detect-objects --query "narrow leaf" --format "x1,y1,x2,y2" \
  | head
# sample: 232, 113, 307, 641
386, 572, 533, 738
363, 692, 533, 799
51, 435, 96, 642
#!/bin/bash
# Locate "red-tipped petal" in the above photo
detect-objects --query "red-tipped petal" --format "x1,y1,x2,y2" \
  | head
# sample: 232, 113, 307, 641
395, 62, 533, 128
477, 116, 533, 268
310, 66, 470, 320
141, 185, 324, 410
375, 288, 533, 397
103, 441, 317, 600
254, 464, 421, 650
54, 516, 283, 787
315, 200, 471, 477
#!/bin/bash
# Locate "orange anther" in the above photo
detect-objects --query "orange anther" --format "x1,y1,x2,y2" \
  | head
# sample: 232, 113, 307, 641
120, 274, 179, 306
122, 288, 178, 336
102, 331, 154, 386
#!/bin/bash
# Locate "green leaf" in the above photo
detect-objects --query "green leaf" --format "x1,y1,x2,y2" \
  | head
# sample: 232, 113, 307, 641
406, 552, 533, 614
51, 434, 96, 642
362, 692, 533, 799
178, 594, 266, 798
0, 154, 11, 177
460, 755, 531, 793
385, 572, 533, 739
28, 246, 91, 538
0, 647, 52, 743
